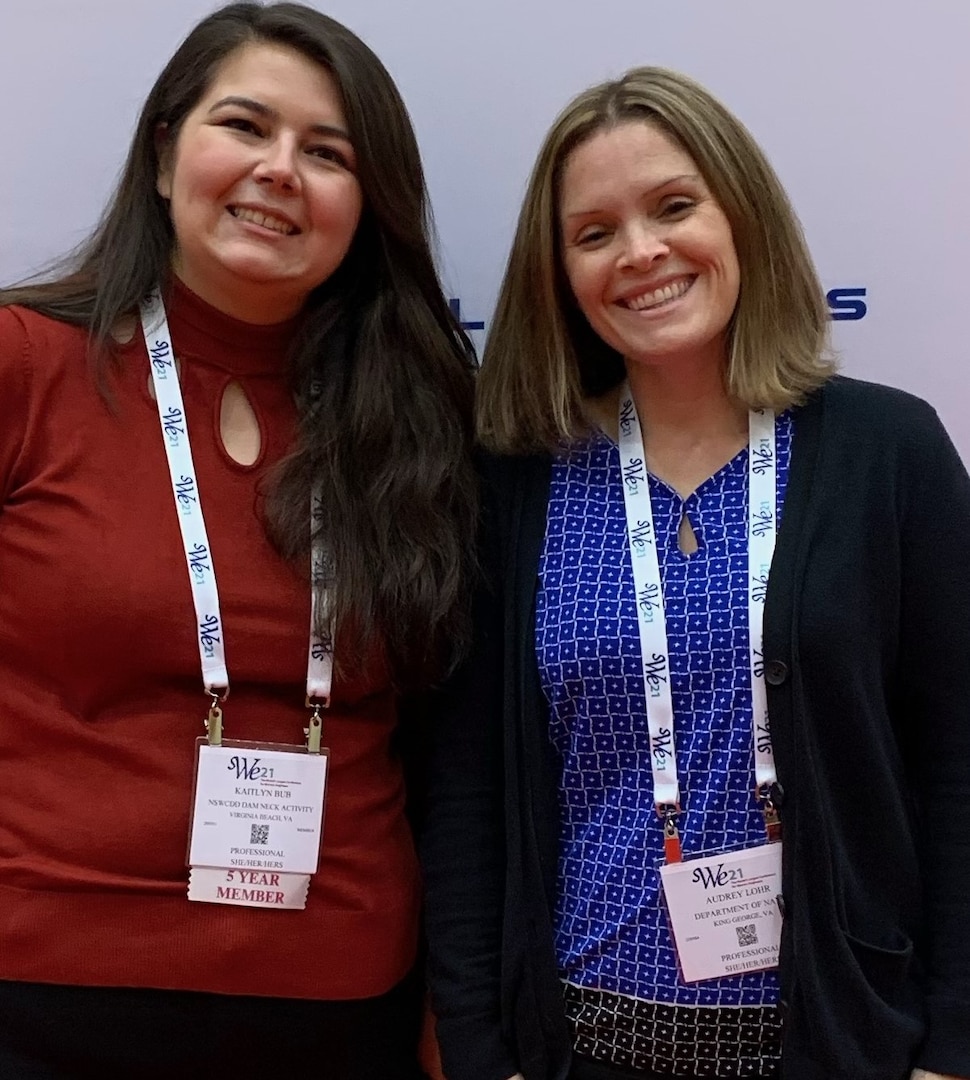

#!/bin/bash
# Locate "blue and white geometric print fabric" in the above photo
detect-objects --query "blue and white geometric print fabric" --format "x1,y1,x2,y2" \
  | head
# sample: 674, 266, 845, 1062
535, 413, 793, 1011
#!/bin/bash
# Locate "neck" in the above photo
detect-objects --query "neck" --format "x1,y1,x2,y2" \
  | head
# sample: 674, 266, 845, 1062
170, 264, 302, 326
625, 353, 744, 440
624, 355, 749, 498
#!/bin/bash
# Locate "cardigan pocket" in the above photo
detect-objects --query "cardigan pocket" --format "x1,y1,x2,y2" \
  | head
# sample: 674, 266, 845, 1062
784, 928, 921, 1079
843, 928, 914, 1003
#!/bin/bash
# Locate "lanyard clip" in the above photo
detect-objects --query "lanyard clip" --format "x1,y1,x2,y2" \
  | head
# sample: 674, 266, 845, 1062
757, 783, 782, 843
658, 803, 682, 864
205, 688, 227, 746
305, 699, 324, 755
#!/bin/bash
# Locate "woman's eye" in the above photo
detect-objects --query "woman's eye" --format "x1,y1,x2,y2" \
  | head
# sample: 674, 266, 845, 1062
576, 228, 609, 246
308, 145, 351, 169
221, 117, 262, 136
662, 199, 694, 217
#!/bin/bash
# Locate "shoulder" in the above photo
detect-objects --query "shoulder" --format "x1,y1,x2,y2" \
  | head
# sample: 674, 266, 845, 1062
0, 303, 80, 342
0, 304, 89, 371
0, 308, 110, 446
0, 308, 53, 497
0, 306, 36, 394
475, 446, 552, 499
797, 375, 953, 467
473, 448, 553, 562
811, 375, 942, 436
0, 304, 32, 352
799, 376, 967, 504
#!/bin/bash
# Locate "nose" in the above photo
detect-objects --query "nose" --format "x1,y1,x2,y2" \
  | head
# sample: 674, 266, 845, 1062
252, 136, 300, 191
618, 219, 669, 269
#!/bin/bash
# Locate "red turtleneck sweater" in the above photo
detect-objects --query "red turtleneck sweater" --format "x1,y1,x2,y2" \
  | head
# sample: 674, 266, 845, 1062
0, 280, 420, 999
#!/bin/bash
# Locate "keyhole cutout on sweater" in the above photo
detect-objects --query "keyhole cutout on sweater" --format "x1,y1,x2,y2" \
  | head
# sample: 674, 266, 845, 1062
146, 357, 182, 400
219, 381, 261, 465
678, 512, 699, 556
111, 315, 137, 344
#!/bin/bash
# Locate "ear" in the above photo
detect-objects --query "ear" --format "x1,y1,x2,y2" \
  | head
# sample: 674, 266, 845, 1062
155, 122, 173, 200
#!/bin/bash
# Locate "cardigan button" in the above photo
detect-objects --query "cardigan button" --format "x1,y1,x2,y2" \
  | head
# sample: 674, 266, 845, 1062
770, 782, 786, 807
764, 660, 789, 686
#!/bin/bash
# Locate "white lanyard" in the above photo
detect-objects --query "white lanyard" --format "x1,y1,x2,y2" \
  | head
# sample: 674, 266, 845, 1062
140, 287, 333, 733
617, 385, 778, 856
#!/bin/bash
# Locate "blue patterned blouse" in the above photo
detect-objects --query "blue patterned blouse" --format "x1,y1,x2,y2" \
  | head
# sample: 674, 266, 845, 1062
535, 413, 792, 1076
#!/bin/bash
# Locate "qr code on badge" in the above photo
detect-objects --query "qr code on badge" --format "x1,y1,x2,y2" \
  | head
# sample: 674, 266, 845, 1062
250, 824, 270, 845
736, 923, 758, 948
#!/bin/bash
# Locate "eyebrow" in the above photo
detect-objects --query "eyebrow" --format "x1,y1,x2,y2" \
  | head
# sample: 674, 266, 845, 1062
208, 96, 352, 142
562, 173, 703, 221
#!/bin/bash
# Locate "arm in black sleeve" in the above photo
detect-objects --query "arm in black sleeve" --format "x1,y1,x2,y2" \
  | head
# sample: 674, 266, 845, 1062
421, 462, 520, 1080
897, 407, 970, 1075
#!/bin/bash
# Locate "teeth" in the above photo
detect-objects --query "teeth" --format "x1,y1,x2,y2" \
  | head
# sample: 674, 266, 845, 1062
231, 206, 296, 235
626, 278, 692, 311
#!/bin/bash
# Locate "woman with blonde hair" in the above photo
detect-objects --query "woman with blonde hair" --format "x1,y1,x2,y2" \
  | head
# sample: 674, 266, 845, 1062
423, 68, 970, 1080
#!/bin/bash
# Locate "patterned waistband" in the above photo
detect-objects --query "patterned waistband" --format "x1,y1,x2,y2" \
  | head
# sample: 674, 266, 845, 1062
563, 981, 782, 1078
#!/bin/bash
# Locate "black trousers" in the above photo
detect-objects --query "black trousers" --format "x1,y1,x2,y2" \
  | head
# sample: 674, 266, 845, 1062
0, 975, 425, 1079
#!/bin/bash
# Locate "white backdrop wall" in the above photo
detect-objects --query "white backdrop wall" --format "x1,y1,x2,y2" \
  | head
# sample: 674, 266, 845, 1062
2, 0, 968, 456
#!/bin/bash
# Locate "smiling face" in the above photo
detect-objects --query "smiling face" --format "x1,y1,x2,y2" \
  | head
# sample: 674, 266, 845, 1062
559, 120, 740, 378
156, 41, 364, 324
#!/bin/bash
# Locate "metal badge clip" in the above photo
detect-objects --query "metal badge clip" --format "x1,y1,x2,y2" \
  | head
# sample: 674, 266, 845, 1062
205, 688, 227, 746
305, 701, 323, 755
757, 783, 783, 843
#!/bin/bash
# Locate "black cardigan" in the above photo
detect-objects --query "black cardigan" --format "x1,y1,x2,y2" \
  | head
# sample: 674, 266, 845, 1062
422, 377, 970, 1080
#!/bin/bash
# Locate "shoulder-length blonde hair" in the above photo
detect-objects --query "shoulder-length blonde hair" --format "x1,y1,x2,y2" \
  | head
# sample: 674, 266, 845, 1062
478, 66, 835, 452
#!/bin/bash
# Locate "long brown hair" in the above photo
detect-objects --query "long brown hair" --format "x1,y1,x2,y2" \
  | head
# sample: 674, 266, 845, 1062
1, 2, 477, 689
478, 66, 834, 453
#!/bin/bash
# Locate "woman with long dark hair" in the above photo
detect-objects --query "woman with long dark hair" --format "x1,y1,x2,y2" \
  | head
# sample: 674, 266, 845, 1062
0, 4, 475, 1076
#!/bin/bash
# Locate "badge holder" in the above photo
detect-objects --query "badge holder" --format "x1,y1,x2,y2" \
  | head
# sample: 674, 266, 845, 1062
186, 693, 329, 910
659, 837, 784, 984
658, 799, 784, 984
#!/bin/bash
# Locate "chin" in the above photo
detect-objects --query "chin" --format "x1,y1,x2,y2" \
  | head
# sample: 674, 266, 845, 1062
219, 257, 293, 282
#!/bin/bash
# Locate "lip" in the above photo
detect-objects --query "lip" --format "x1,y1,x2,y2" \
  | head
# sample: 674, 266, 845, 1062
614, 273, 696, 308
227, 203, 301, 236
